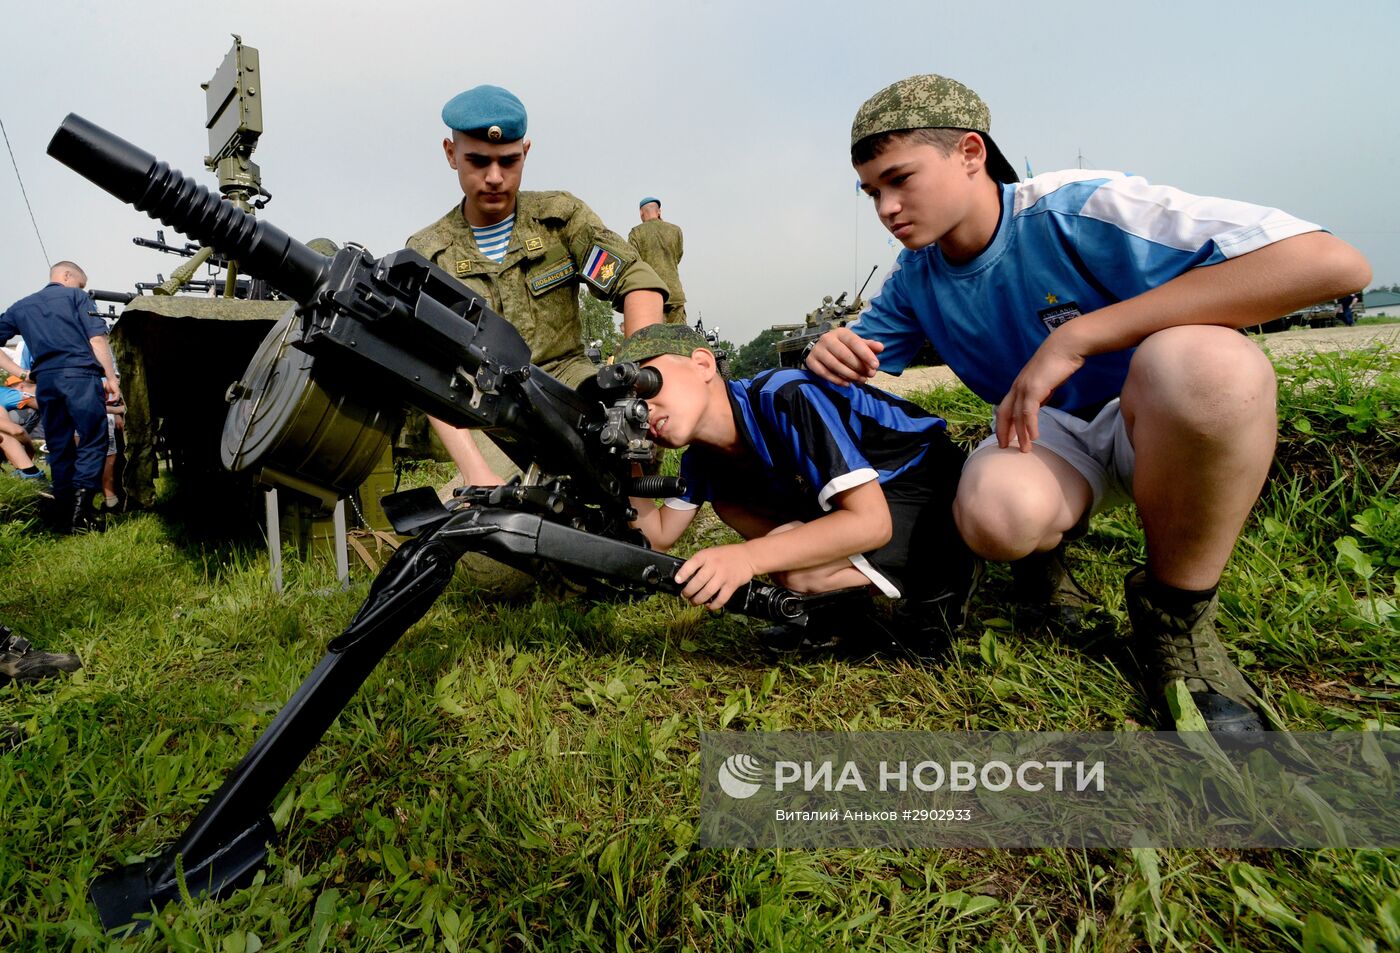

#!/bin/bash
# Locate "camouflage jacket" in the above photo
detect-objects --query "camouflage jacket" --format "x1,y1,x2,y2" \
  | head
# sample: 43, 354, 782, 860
408, 191, 667, 388
627, 219, 686, 308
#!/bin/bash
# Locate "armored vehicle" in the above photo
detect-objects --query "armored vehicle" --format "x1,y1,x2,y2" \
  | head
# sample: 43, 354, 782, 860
772, 266, 877, 368
771, 266, 943, 371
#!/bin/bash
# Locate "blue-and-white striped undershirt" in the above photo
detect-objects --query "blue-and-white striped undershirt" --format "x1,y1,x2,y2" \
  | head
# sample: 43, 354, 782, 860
472, 214, 515, 264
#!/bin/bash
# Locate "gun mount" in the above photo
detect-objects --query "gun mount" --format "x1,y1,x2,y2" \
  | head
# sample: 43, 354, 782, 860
98, 38, 317, 518
49, 114, 865, 932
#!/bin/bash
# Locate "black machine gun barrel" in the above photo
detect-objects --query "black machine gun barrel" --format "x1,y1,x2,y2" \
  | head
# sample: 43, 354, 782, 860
131, 232, 200, 257
50, 114, 328, 303
87, 288, 135, 305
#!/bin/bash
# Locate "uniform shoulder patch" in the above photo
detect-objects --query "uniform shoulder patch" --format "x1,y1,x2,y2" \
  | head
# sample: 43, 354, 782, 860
582, 245, 623, 293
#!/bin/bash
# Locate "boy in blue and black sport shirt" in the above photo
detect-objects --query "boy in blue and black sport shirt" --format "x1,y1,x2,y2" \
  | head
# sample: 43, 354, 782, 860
806, 74, 1372, 734
621, 324, 978, 655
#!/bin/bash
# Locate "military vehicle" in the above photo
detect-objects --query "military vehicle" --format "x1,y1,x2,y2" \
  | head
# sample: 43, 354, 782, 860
772, 265, 944, 370
772, 266, 877, 368
98, 37, 394, 543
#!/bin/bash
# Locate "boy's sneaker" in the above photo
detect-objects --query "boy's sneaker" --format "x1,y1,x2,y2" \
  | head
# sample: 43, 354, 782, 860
0, 631, 82, 687
1124, 567, 1265, 736
15, 469, 53, 498
891, 557, 983, 642
760, 593, 893, 660
761, 614, 940, 661
762, 561, 982, 661
1011, 544, 1097, 630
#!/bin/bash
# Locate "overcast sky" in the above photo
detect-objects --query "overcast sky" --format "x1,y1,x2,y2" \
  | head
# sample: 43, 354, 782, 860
2, 0, 1395, 344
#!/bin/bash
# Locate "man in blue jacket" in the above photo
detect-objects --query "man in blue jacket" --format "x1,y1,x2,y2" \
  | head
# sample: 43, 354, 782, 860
0, 261, 121, 533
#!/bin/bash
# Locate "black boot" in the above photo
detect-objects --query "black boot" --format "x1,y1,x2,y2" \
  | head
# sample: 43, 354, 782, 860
70, 489, 104, 534
0, 628, 82, 687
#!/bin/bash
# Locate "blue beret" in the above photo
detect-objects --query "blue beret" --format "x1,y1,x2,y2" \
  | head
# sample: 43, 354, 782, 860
639, 196, 661, 209
441, 85, 527, 142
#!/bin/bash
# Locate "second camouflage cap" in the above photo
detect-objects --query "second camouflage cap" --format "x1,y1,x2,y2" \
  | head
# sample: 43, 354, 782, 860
614, 324, 710, 365
851, 74, 1018, 184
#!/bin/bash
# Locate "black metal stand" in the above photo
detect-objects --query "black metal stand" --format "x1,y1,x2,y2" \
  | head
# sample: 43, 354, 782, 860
90, 492, 850, 931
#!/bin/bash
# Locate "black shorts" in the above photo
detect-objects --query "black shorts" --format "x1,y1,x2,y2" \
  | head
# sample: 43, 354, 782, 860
853, 432, 973, 598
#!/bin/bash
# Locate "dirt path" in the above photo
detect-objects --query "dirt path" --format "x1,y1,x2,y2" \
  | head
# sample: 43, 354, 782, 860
872, 323, 1398, 397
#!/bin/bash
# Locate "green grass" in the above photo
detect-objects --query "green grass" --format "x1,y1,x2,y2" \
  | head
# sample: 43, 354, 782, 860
1, 345, 1397, 951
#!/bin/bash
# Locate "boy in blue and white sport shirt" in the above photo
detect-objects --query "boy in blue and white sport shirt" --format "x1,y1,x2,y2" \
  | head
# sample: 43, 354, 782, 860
807, 74, 1372, 735
621, 324, 978, 657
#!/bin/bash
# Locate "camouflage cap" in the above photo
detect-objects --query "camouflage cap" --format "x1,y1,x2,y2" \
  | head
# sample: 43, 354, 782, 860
851, 74, 1018, 184
441, 85, 527, 142
614, 324, 710, 365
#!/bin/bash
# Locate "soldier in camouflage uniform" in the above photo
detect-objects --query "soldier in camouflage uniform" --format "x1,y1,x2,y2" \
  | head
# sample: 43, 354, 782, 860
406, 85, 666, 486
406, 85, 667, 595
628, 197, 687, 324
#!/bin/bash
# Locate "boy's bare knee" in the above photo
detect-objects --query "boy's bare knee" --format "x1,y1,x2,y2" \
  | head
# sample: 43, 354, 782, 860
1127, 327, 1276, 432
953, 483, 1049, 562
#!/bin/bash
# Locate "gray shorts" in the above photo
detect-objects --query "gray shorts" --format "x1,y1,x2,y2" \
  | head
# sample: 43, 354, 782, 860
972, 398, 1135, 516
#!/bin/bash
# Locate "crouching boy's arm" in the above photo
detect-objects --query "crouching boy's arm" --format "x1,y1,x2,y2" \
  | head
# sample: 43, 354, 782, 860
630, 498, 699, 552
676, 481, 892, 609
999, 231, 1372, 449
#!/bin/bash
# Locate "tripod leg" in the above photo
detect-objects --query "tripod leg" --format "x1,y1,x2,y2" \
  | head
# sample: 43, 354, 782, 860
90, 527, 461, 932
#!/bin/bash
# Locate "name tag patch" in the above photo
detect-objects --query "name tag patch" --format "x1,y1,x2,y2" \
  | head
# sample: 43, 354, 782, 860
1038, 301, 1082, 331
528, 259, 576, 295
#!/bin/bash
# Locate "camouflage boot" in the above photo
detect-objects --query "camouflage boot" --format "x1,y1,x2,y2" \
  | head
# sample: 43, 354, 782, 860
0, 630, 82, 687
1124, 567, 1265, 736
1010, 544, 1097, 629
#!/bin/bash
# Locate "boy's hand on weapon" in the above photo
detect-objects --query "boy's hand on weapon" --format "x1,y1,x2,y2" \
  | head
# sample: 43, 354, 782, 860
805, 328, 883, 386
676, 544, 758, 611
995, 329, 1086, 451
